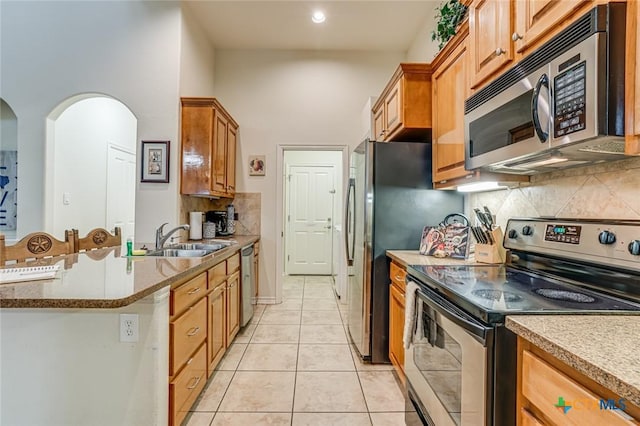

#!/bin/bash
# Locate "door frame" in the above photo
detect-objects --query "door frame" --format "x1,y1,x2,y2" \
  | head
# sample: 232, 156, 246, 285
275, 145, 349, 304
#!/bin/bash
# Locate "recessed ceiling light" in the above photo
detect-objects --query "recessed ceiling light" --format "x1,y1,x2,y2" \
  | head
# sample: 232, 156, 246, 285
312, 10, 326, 24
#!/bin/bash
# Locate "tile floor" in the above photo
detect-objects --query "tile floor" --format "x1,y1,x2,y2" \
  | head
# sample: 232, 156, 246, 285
185, 275, 412, 426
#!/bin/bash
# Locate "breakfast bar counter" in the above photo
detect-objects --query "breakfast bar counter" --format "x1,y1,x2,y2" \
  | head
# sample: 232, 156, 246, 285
0, 235, 259, 309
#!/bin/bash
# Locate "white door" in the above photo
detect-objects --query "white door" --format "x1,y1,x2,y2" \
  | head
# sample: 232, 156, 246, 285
285, 165, 335, 275
106, 145, 136, 240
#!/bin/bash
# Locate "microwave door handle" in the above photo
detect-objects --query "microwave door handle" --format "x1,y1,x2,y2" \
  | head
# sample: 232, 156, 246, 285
532, 73, 550, 143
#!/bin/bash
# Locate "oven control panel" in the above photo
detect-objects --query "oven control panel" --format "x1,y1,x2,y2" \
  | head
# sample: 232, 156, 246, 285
504, 218, 640, 271
544, 224, 582, 244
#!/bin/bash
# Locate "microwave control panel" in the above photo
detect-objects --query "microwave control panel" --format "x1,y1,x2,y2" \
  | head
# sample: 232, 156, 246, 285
554, 61, 586, 137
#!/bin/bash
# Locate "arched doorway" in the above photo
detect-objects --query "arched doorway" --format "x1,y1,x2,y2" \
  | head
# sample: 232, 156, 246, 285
45, 94, 137, 240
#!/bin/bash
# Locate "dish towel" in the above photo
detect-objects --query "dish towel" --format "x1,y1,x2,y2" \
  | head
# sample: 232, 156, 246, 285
403, 280, 420, 349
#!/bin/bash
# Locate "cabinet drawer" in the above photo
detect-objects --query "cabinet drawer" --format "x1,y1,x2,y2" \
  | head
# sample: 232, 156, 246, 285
170, 342, 207, 426
227, 252, 240, 273
170, 297, 207, 376
171, 273, 207, 317
389, 261, 406, 292
208, 261, 227, 289
522, 350, 636, 426
520, 408, 544, 426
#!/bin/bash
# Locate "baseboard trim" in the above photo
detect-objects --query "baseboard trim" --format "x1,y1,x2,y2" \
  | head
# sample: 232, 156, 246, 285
255, 296, 276, 304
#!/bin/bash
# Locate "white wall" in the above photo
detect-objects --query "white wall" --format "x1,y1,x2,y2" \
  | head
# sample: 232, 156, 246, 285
0, 290, 169, 425
406, 2, 440, 62
180, 3, 216, 96
0, 100, 18, 151
1, 1, 182, 241
213, 49, 405, 301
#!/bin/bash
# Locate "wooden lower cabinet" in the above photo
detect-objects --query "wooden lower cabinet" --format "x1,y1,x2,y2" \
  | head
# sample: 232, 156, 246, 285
388, 261, 407, 381
169, 248, 247, 426
226, 271, 240, 343
517, 337, 640, 425
207, 282, 226, 376
170, 343, 207, 426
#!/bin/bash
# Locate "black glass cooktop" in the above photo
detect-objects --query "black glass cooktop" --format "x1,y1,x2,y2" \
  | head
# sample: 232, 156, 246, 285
407, 264, 640, 324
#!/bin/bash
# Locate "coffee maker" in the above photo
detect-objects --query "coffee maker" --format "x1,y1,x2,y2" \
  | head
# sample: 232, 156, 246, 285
206, 210, 233, 236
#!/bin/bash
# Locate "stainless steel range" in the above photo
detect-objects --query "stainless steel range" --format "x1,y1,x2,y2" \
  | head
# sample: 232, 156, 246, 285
404, 218, 640, 426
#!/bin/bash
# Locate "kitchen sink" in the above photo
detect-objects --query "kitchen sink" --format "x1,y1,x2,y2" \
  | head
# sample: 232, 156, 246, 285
145, 241, 232, 257
170, 242, 231, 251
146, 248, 214, 257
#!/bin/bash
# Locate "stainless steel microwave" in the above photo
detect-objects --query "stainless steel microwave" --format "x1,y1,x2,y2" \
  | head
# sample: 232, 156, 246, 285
464, 3, 628, 175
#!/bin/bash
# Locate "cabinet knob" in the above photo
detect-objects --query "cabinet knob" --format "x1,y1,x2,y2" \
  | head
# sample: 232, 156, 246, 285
495, 47, 506, 56
512, 32, 523, 42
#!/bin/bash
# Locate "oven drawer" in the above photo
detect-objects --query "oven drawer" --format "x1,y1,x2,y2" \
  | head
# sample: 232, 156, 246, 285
522, 350, 636, 426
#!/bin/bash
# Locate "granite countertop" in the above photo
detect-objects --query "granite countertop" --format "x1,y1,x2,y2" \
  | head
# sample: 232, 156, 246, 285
506, 315, 640, 407
0, 235, 259, 309
386, 250, 480, 268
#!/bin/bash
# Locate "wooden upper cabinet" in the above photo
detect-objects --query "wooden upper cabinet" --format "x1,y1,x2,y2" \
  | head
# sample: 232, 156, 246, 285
371, 63, 432, 142
432, 22, 470, 185
469, 0, 514, 89
180, 104, 214, 196
626, 0, 640, 155
212, 112, 228, 194
180, 98, 238, 198
513, 0, 594, 54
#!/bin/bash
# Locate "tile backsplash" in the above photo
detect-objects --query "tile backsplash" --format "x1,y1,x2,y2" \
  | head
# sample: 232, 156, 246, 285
180, 192, 261, 236
469, 156, 640, 230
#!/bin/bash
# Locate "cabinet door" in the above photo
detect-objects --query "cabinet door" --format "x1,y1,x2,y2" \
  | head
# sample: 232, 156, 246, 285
226, 271, 240, 343
432, 37, 469, 184
373, 106, 385, 141
514, 0, 593, 53
469, 0, 514, 88
212, 112, 228, 194
208, 282, 227, 374
181, 104, 214, 195
384, 79, 403, 138
389, 283, 405, 376
226, 124, 237, 195
626, 0, 640, 154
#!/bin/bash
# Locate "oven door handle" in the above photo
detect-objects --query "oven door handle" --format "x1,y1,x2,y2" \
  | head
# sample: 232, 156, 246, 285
417, 288, 493, 346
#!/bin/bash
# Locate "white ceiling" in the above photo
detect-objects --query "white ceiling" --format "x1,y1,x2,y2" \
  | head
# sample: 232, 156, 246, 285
183, 1, 439, 51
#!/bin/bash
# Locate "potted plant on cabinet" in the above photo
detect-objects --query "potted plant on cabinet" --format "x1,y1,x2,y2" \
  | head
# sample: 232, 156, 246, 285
431, 0, 468, 51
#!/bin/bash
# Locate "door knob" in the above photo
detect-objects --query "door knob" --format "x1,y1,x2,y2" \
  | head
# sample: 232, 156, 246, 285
512, 32, 523, 42
495, 47, 506, 56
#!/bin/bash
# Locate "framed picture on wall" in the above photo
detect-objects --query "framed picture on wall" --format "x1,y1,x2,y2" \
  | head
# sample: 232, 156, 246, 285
249, 155, 265, 176
141, 140, 169, 183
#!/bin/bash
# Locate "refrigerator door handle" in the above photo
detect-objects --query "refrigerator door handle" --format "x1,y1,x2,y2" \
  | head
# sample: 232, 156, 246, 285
345, 178, 355, 266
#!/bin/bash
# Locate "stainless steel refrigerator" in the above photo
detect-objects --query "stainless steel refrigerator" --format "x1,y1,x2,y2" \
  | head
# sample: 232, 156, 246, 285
345, 140, 464, 363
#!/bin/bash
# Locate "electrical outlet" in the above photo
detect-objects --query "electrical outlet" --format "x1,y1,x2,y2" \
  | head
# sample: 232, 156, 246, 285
119, 313, 139, 342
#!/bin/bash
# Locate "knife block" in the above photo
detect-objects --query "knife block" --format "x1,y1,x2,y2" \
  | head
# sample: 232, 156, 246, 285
475, 227, 507, 264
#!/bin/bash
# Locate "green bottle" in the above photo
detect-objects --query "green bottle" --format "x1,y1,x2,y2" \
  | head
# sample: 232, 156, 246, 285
126, 237, 133, 257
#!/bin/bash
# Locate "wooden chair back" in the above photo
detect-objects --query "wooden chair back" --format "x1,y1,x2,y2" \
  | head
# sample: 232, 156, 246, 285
73, 227, 122, 252
0, 231, 75, 265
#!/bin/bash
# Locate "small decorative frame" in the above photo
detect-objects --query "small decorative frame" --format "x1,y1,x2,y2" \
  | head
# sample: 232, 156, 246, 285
141, 140, 170, 183
248, 155, 266, 176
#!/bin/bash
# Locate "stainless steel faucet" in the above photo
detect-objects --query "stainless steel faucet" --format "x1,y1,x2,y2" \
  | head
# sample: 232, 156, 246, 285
155, 223, 190, 249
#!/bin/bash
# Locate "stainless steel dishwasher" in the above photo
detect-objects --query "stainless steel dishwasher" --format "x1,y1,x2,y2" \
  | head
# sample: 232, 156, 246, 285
240, 244, 255, 327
